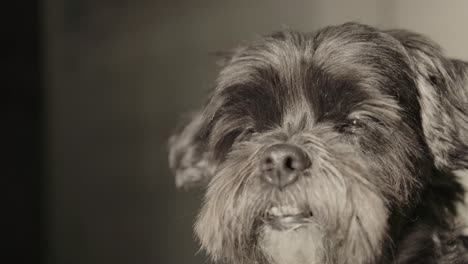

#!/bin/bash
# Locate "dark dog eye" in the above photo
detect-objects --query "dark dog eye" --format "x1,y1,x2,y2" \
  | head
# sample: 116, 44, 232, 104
337, 117, 365, 134
337, 114, 385, 134
347, 118, 364, 133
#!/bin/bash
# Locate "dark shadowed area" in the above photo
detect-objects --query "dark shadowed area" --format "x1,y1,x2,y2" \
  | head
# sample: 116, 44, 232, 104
43, 1, 468, 264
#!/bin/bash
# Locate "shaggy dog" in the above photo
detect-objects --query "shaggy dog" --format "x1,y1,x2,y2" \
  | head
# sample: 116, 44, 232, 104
168, 23, 468, 263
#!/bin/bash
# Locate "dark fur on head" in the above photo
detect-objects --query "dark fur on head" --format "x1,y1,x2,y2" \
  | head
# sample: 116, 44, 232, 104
168, 23, 468, 263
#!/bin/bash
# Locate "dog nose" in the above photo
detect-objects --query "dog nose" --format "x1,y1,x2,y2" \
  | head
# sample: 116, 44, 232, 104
261, 144, 310, 189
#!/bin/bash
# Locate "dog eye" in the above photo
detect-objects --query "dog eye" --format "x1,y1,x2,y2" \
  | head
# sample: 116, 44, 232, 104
348, 118, 365, 132
337, 117, 365, 134
337, 114, 385, 134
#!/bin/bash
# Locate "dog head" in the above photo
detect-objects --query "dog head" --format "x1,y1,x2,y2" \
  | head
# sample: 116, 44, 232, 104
168, 23, 468, 263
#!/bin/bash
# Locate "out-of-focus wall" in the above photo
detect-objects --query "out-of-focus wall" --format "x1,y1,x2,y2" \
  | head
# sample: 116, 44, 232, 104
45, 1, 468, 264
392, 0, 468, 60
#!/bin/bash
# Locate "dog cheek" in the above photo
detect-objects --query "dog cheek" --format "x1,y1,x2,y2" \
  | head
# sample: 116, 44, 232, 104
303, 148, 390, 263
193, 151, 265, 263
340, 183, 389, 262
194, 183, 263, 263
309, 176, 389, 263
194, 199, 225, 261
194, 173, 236, 261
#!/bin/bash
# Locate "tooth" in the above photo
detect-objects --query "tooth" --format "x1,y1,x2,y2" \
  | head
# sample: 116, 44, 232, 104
267, 205, 308, 219
282, 206, 300, 215
270, 207, 280, 216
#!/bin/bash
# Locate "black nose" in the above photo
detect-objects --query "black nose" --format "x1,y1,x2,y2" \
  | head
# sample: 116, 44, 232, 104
261, 144, 311, 189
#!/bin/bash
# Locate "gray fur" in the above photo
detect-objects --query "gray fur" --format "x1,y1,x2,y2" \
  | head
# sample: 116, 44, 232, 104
387, 30, 468, 170
168, 23, 468, 263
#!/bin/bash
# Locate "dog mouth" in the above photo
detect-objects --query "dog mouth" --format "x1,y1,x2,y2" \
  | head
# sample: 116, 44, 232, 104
264, 205, 313, 231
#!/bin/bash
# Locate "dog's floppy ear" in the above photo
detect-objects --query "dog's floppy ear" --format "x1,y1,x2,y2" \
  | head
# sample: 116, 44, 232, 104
168, 50, 237, 189
387, 29, 468, 170
168, 110, 216, 189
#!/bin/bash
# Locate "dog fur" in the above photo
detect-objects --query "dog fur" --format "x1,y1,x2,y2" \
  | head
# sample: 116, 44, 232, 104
168, 23, 468, 263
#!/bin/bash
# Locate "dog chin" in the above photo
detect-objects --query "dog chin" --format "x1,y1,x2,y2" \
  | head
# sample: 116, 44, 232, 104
259, 210, 328, 264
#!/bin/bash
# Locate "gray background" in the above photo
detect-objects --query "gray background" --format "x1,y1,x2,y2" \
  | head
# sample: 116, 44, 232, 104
44, 1, 468, 263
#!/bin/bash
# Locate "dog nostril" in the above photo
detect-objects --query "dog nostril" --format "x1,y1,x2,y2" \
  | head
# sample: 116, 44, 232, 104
284, 156, 295, 171
263, 157, 275, 172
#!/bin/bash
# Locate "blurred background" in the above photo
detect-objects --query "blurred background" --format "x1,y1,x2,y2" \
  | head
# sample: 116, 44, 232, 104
8, 1, 468, 264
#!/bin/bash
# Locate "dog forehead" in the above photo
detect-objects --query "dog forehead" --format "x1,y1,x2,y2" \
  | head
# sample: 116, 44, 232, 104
213, 28, 411, 125
219, 23, 410, 86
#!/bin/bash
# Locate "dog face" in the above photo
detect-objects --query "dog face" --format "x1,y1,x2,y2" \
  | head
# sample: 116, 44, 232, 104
169, 23, 468, 264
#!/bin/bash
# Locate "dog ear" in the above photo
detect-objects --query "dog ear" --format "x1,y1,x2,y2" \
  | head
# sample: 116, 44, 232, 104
168, 49, 237, 189
168, 110, 216, 189
387, 29, 468, 170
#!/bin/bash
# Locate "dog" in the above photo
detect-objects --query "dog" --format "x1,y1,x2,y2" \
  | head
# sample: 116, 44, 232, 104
168, 22, 468, 263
